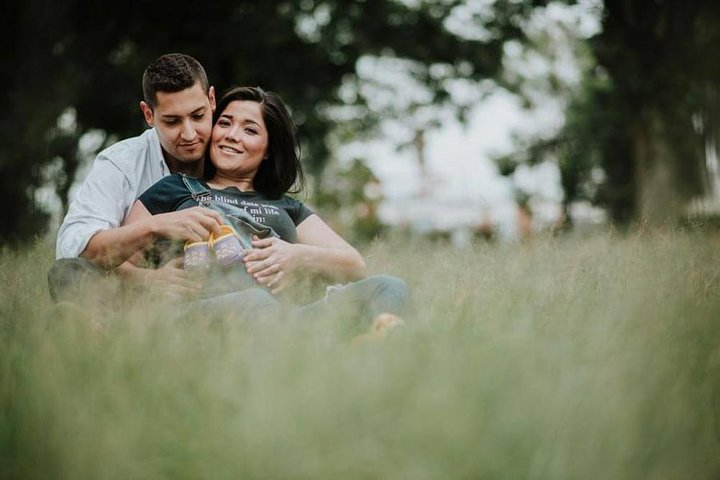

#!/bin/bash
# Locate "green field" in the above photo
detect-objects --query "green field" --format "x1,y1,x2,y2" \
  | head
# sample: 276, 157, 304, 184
2, 231, 720, 479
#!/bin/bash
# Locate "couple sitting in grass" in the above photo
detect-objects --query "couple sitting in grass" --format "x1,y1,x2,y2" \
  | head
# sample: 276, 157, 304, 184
50, 53, 407, 337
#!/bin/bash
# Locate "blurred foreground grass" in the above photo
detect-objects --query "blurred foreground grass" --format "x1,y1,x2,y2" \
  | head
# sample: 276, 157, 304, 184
1, 231, 720, 479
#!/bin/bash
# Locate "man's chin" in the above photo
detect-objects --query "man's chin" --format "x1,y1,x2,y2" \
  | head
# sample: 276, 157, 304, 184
162, 146, 206, 171
178, 143, 206, 157
177, 156, 204, 164
173, 150, 205, 163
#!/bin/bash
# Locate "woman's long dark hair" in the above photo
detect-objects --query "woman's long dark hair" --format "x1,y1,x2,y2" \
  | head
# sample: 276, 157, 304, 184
205, 86, 304, 199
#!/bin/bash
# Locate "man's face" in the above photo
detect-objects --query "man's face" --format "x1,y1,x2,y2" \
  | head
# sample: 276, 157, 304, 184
140, 82, 216, 165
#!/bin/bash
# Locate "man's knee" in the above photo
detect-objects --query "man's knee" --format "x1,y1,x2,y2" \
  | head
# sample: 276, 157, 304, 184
368, 275, 408, 300
47, 258, 106, 302
361, 275, 410, 318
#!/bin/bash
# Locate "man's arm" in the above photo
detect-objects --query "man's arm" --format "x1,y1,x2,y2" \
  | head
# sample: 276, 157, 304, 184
56, 153, 224, 269
56, 156, 133, 260
82, 201, 224, 269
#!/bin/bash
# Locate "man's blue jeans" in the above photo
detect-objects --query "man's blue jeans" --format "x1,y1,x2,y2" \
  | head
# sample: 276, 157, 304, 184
47, 258, 109, 302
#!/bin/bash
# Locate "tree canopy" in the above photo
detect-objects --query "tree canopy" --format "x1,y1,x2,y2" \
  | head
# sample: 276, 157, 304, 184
6, 0, 712, 244
499, 0, 720, 226
1, 0, 556, 245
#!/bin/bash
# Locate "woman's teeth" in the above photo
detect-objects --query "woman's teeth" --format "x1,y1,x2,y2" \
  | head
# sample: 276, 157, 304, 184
220, 146, 241, 154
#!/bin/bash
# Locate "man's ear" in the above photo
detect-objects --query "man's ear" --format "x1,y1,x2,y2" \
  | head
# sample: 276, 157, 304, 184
140, 101, 154, 127
208, 86, 217, 112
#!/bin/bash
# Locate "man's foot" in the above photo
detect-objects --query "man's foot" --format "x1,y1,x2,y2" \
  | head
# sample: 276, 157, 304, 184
352, 313, 405, 346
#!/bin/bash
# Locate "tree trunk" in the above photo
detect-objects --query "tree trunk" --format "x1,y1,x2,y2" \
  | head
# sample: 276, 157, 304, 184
633, 109, 685, 225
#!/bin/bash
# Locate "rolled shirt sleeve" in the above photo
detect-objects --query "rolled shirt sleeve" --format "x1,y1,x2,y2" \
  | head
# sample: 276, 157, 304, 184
54, 128, 166, 260
55, 156, 132, 259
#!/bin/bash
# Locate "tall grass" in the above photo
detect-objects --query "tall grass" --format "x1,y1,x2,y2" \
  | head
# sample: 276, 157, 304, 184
1, 231, 720, 479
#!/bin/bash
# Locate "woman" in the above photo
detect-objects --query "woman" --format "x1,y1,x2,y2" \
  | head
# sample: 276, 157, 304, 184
125, 86, 407, 332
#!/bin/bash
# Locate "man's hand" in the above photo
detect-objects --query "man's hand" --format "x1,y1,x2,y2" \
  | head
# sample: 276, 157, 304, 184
85, 202, 225, 271
243, 236, 300, 294
146, 257, 203, 297
153, 207, 224, 242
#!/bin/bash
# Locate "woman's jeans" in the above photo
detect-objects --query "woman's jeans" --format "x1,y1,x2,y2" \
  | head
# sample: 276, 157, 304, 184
193, 275, 410, 326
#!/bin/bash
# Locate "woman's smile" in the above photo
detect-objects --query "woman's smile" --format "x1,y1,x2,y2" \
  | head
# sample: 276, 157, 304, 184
210, 100, 268, 178
219, 145, 242, 154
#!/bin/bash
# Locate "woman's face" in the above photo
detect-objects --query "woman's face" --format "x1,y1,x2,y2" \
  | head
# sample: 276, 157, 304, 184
210, 100, 268, 180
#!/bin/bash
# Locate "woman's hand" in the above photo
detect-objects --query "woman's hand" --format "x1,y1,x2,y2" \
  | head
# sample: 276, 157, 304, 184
243, 236, 300, 294
242, 214, 367, 293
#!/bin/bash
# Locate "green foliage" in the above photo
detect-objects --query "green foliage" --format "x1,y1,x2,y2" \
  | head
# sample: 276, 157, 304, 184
557, 63, 637, 223
2, 232, 720, 478
313, 159, 386, 245
495, 0, 720, 225
566, 0, 720, 223
586, 0, 720, 223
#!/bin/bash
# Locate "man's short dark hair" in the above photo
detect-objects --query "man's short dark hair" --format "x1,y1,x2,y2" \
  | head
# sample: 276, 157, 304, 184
142, 53, 209, 108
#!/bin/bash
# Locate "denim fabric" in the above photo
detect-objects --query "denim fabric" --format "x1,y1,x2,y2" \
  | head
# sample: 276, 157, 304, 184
47, 257, 108, 302
189, 287, 284, 320
300, 275, 409, 325
186, 275, 409, 326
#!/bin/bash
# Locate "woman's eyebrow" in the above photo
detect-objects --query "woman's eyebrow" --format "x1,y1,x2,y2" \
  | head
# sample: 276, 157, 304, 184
218, 114, 261, 127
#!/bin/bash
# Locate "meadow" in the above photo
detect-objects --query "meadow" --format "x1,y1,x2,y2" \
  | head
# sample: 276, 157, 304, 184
1, 230, 719, 479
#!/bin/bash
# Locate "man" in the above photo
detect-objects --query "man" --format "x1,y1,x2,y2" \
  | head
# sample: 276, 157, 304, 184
49, 53, 224, 301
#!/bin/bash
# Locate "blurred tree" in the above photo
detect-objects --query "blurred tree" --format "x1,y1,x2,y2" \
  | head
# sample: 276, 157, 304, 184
499, 0, 720, 226
0, 0, 556, 245
313, 159, 385, 245
591, 0, 720, 224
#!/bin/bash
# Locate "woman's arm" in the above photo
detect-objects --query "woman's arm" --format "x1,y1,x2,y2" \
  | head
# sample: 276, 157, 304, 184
244, 214, 367, 293
295, 214, 367, 280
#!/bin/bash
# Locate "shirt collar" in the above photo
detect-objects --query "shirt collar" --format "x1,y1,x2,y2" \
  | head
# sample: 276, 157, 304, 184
147, 128, 169, 176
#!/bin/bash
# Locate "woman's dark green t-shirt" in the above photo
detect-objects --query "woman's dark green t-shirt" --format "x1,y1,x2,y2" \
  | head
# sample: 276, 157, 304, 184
138, 173, 313, 243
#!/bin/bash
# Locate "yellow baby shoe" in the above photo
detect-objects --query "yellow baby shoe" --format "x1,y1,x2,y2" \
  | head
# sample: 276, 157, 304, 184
211, 224, 244, 267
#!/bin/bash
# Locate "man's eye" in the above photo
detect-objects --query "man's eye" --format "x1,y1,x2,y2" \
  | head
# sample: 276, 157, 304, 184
164, 120, 179, 125
193, 113, 205, 119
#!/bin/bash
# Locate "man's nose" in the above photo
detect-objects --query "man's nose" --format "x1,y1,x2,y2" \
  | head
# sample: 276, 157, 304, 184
180, 120, 197, 141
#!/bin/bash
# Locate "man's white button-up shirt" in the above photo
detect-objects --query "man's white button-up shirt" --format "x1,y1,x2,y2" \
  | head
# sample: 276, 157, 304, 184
56, 128, 169, 259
